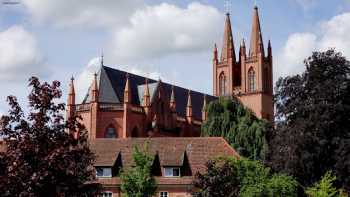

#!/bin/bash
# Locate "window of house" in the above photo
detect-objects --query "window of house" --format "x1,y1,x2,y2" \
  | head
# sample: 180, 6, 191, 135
96, 167, 112, 178
219, 72, 226, 96
248, 68, 256, 92
164, 167, 180, 177
101, 191, 113, 197
160, 191, 168, 197
105, 127, 117, 138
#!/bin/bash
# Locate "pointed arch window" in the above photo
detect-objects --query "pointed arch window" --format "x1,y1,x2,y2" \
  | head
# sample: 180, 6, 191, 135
105, 126, 117, 138
248, 68, 256, 92
219, 72, 227, 96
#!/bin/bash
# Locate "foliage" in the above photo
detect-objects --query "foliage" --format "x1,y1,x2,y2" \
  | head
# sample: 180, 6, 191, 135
120, 142, 157, 197
0, 77, 101, 196
306, 171, 348, 197
267, 49, 350, 192
194, 157, 298, 197
201, 97, 271, 160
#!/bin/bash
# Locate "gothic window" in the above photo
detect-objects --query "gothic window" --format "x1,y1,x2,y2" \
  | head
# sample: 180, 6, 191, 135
105, 126, 117, 138
248, 68, 256, 92
219, 72, 226, 96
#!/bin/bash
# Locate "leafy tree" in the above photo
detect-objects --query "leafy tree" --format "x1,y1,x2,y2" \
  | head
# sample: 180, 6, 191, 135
194, 157, 298, 197
0, 77, 101, 196
267, 49, 350, 192
306, 171, 347, 197
120, 143, 157, 197
202, 97, 270, 160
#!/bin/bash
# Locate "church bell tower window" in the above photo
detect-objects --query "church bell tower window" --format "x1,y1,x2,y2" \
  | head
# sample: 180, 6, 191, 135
248, 68, 256, 92
219, 72, 226, 96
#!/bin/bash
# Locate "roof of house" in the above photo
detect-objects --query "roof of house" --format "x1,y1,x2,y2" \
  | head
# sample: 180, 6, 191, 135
82, 66, 217, 119
90, 137, 239, 174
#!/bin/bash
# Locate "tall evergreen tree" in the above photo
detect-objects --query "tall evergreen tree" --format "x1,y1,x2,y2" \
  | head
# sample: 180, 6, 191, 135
268, 49, 350, 192
0, 77, 101, 196
201, 98, 271, 160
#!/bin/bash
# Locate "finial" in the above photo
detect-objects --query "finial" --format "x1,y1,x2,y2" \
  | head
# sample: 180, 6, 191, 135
254, 0, 258, 9
241, 38, 246, 47
70, 75, 74, 81
224, 0, 231, 14
100, 52, 104, 66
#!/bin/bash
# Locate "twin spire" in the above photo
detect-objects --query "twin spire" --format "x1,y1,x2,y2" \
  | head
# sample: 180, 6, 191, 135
215, 5, 270, 61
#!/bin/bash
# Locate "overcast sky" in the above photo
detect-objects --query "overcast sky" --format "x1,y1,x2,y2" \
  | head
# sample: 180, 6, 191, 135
1, 0, 350, 115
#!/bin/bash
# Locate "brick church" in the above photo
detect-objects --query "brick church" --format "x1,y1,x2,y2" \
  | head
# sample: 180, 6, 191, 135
65, 5, 273, 196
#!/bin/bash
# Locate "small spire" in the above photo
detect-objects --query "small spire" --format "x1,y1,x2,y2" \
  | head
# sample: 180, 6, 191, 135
124, 73, 131, 104
143, 78, 150, 107
91, 73, 99, 102
68, 76, 75, 106
186, 90, 193, 120
100, 52, 104, 66
268, 39, 272, 58
202, 95, 208, 121
170, 86, 176, 111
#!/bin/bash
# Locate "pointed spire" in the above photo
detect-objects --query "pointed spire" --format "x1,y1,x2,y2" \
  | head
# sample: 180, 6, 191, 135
91, 73, 99, 102
124, 73, 131, 104
249, 5, 264, 57
202, 95, 208, 121
186, 90, 193, 120
68, 76, 75, 105
213, 43, 218, 62
100, 52, 104, 66
170, 86, 176, 111
240, 38, 246, 57
268, 39, 272, 57
143, 78, 150, 107
221, 13, 236, 62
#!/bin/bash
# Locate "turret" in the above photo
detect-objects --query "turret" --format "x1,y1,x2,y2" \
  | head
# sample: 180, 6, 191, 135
91, 73, 99, 103
170, 86, 176, 112
186, 90, 193, 123
143, 78, 150, 114
213, 43, 218, 63
124, 74, 131, 104
67, 76, 75, 120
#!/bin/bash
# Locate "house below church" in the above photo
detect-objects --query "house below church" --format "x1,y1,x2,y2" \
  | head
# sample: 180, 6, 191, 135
90, 137, 239, 197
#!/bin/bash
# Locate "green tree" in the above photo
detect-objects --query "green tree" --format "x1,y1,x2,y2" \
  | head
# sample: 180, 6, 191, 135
306, 171, 347, 197
120, 143, 157, 197
267, 49, 350, 192
194, 157, 298, 197
0, 77, 101, 196
201, 97, 270, 160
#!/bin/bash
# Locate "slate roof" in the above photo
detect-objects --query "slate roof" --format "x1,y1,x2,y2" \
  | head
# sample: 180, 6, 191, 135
82, 66, 218, 119
90, 137, 239, 174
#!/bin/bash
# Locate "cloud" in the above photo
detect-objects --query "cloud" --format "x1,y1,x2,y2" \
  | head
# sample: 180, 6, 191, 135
108, 2, 221, 62
275, 11, 350, 80
22, 0, 143, 28
292, 0, 317, 10
0, 26, 48, 82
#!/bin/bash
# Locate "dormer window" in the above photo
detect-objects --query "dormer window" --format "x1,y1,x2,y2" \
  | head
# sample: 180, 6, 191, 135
164, 167, 180, 177
96, 167, 112, 178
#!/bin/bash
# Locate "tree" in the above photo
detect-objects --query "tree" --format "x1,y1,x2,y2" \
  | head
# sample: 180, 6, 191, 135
267, 49, 350, 192
120, 143, 157, 197
193, 157, 298, 197
306, 171, 347, 197
0, 77, 101, 196
201, 97, 270, 160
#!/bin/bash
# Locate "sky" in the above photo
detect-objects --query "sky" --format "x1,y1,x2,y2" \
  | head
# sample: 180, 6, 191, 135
1, 0, 350, 115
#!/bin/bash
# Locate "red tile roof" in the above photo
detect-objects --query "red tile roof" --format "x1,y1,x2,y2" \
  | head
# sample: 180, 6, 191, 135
89, 137, 239, 175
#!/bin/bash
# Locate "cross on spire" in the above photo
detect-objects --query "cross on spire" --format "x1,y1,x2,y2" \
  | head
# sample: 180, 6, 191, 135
224, 0, 231, 14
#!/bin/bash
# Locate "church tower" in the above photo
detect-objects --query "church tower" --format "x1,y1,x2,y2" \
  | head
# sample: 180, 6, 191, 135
213, 6, 274, 121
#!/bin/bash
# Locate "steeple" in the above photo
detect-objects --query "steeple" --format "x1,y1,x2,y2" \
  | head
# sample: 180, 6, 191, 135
221, 13, 236, 62
170, 86, 176, 112
91, 73, 99, 103
124, 74, 131, 104
249, 6, 264, 57
68, 76, 75, 106
143, 78, 150, 107
186, 90, 193, 121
